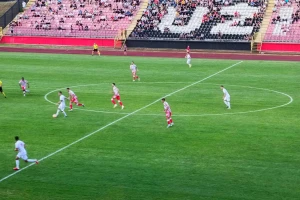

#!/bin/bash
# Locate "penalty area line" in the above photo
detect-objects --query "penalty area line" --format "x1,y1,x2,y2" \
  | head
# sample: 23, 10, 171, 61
0, 61, 243, 183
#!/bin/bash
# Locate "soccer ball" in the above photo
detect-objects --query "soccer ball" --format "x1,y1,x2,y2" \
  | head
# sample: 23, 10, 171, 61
52, 114, 57, 118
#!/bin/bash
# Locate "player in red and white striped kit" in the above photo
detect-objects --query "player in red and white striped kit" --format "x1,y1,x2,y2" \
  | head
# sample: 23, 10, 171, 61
162, 98, 174, 128
111, 83, 124, 109
19, 77, 29, 96
67, 88, 84, 111
130, 61, 140, 82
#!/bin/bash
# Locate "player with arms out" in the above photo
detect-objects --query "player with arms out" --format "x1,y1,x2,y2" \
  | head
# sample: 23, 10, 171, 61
54, 91, 68, 117
221, 85, 231, 109
92, 43, 101, 56
67, 88, 84, 111
111, 83, 124, 109
14, 136, 38, 170
19, 77, 29, 96
162, 98, 174, 128
0, 80, 7, 98
185, 52, 192, 68
130, 61, 140, 81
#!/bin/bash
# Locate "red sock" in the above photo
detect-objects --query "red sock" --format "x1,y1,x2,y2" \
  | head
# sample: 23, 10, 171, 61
167, 120, 170, 124
136, 76, 139, 79
111, 99, 116, 104
78, 103, 82, 106
70, 104, 73, 109
119, 101, 123, 106
170, 119, 173, 123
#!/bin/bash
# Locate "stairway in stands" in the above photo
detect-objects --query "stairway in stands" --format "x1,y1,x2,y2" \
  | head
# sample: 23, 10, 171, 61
252, 0, 275, 52
114, 0, 148, 48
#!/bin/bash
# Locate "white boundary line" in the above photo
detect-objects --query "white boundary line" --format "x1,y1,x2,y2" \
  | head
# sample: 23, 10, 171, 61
44, 83, 293, 117
0, 61, 243, 183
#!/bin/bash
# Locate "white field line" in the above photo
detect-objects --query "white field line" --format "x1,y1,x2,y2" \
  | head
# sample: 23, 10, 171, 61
0, 61, 243, 183
45, 83, 293, 117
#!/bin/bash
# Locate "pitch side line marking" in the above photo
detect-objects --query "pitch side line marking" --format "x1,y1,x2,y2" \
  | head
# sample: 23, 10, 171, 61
44, 83, 293, 117
0, 61, 243, 183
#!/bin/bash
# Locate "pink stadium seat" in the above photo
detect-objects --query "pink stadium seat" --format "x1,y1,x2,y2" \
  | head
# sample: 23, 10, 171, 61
8, 0, 140, 38
264, 0, 300, 42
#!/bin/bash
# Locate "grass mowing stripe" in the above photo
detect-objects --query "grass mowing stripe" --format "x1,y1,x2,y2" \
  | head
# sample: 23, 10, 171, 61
0, 60, 243, 183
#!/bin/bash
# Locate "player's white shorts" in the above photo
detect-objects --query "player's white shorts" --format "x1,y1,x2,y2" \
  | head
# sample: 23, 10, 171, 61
224, 96, 230, 102
59, 104, 66, 111
17, 152, 28, 160
187, 59, 191, 64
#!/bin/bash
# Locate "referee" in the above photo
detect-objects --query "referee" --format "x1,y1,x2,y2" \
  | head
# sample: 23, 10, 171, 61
92, 43, 101, 56
0, 80, 7, 98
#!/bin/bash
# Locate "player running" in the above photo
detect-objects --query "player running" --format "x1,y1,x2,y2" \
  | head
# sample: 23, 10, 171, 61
111, 83, 124, 109
221, 85, 231, 109
19, 77, 29, 96
162, 98, 174, 128
92, 43, 101, 56
14, 136, 38, 170
0, 80, 7, 98
67, 88, 84, 111
185, 52, 192, 68
54, 91, 68, 117
130, 61, 140, 81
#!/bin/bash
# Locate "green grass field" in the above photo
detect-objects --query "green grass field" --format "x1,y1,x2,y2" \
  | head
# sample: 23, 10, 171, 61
0, 52, 299, 200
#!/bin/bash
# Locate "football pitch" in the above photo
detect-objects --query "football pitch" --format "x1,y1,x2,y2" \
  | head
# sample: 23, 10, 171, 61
0, 52, 299, 200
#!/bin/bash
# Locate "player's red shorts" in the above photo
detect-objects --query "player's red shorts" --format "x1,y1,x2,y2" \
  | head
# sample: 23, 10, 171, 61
165, 111, 172, 119
21, 86, 26, 91
113, 95, 120, 100
71, 97, 78, 104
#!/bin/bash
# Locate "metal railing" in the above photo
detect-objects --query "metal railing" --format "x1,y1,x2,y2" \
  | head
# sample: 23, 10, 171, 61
6, 27, 118, 38
263, 32, 300, 43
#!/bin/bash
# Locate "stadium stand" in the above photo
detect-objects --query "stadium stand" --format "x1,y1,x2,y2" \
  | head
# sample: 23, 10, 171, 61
263, 0, 300, 42
129, 0, 267, 41
6, 0, 141, 38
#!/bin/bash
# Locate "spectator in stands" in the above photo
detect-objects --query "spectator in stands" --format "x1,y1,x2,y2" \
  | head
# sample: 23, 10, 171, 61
217, 30, 222, 39
221, 15, 225, 23
84, 25, 89, 31
31, 5, 36, 11
125, 10, 132, 16
22, 1, 26, 8
276, 15, 281, 22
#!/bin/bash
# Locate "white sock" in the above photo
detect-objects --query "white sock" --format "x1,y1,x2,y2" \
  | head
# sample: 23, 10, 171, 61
223, 100, 228, 107
56, 109, 60, 116
16, 160, 20, 168
62, 111, 67, 116
227, 102, 231, 108
27, 159, 37, 162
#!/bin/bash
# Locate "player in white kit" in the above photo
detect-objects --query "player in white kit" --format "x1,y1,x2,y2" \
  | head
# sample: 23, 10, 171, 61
111, 83, 124, 109
14, 136, 38, 170
55, 91, 68, 117
67, 88, 84, 111
130, 61, 140, 81
19, 77, 30, 96
185, 52, 192, 68
162, 98, 174, 128
221, 85, 231, 109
